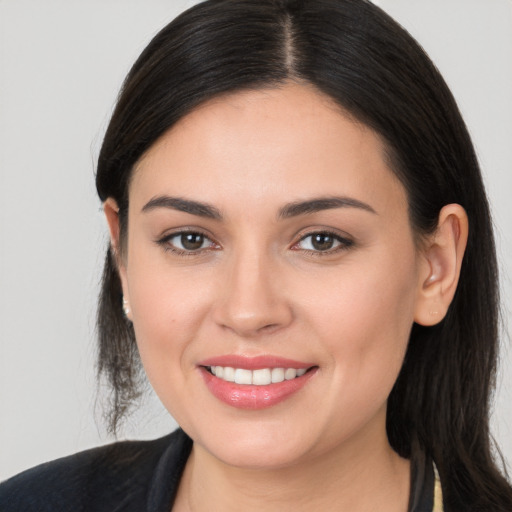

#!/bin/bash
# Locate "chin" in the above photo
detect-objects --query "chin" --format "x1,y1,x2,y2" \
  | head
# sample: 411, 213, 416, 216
210, 440, 309, 470
188, 418, 323, 470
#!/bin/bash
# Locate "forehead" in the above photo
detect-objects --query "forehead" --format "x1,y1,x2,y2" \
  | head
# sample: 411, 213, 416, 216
131, 83, 407, 217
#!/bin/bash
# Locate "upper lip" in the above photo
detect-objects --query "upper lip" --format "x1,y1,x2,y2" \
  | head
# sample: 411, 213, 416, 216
198, 355, 314, 370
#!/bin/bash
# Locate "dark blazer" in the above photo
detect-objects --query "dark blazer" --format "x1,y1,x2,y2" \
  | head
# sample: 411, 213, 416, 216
0, 429, 192, 511
0, 428, 436, 511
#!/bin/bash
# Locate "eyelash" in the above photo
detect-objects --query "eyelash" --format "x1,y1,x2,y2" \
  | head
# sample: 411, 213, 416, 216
292, 231, 354, 256
156, 229, 354, 256
156, 229, 219, 256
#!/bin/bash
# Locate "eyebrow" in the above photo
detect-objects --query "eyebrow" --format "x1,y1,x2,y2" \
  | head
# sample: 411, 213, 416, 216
278, 196, 376, 218
141, 194, 376, 220
142, 196, 222, 219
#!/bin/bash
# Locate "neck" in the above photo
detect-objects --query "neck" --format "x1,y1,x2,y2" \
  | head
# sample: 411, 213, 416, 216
173, 417, 410, 512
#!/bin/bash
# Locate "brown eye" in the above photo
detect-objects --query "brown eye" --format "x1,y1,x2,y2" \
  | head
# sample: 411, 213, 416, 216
180, 233, 205, 250
295, 231, 353, 253
160, 231, 216, 253
311, 233, 335, 251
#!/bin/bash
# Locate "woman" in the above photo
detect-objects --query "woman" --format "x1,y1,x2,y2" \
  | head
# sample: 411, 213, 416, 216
1, 0, 511, 510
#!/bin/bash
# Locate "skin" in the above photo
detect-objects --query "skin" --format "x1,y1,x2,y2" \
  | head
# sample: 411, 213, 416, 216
105, 82, 468, 511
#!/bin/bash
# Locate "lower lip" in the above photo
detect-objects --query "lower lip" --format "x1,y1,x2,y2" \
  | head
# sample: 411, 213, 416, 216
200, 367, 317, 410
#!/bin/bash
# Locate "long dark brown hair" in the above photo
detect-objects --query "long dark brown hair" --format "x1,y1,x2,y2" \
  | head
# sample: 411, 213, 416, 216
95, 1, 512, 509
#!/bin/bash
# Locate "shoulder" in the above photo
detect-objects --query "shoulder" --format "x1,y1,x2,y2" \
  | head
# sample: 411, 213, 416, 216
0, 429, 190, 512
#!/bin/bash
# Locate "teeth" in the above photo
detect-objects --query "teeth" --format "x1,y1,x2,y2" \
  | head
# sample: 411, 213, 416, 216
271, 368, 285, 383
284, 368, 297, 380
234, 369, 252, 385
208, 366, 309, 385
253, 368, 271, 385
223, 366, 235, 382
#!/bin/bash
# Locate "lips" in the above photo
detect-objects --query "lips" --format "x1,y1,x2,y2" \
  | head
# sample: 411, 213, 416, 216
198, 355, 317, 409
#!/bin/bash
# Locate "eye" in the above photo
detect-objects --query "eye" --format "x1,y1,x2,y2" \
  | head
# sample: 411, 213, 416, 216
293, 231, 353, 253
158, 231, 218, 254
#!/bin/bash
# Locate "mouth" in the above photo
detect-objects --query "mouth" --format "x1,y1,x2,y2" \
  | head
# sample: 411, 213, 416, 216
204, 365, 311, 385
198, 356, 318, 409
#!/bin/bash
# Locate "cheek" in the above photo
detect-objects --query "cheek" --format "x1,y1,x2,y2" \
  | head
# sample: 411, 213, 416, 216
325, 260, 416, 351
126, 267, 215, 426
305, 249, 418, 404
125, 247, 214, 385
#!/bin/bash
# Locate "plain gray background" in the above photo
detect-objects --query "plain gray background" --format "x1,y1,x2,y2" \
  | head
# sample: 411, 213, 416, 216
1, 0, 511, 480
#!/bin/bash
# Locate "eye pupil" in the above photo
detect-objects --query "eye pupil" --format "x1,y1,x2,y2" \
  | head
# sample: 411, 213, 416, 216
181, 233, 204, 250
312, 234, 334, 251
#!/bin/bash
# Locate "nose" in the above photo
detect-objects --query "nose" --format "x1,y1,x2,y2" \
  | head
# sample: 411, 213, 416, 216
212, 249, 293, 338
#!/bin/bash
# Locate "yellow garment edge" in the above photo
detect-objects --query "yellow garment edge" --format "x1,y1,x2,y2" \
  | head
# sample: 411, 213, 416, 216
433, 464, 444, 511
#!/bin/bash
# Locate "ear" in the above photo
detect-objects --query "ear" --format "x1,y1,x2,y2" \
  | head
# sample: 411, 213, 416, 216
103, 198, 131, 319
104, 198, 121, 252
414, 204, 468, 326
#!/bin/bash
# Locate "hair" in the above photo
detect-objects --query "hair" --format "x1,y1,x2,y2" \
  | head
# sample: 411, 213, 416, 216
95, 0, 512, 509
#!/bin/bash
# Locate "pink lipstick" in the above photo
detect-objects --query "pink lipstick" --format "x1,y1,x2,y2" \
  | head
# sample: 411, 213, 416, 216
198, 356, 317, 410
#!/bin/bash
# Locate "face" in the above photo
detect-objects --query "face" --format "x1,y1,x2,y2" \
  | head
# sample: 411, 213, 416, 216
114, 83, 429, 469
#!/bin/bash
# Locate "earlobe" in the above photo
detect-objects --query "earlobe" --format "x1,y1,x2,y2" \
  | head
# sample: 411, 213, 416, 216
414, 204, 468, 326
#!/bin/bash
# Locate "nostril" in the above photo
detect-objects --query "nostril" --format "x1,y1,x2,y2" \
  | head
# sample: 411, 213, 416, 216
259, 323, 281, 333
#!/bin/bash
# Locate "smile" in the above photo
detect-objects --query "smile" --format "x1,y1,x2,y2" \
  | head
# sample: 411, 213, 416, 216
199, 356, 317, 409
207, 366, 308, 385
